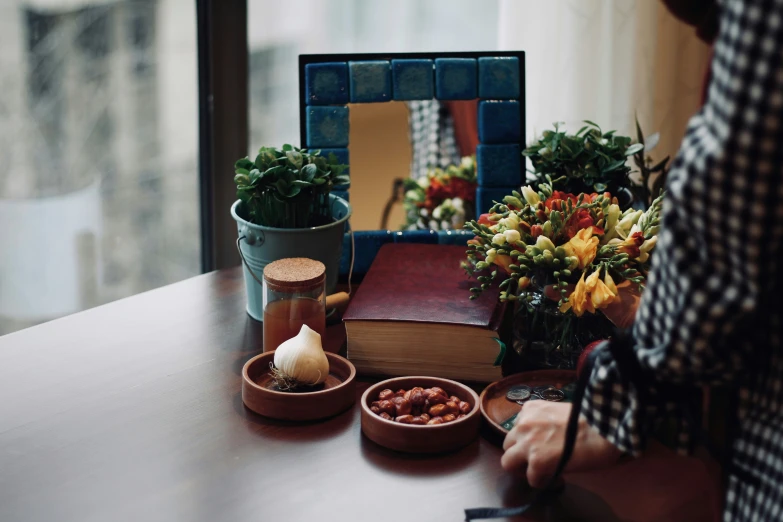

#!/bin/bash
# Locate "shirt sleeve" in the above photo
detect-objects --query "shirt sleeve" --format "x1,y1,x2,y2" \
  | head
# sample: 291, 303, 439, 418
581, 0, 783, 456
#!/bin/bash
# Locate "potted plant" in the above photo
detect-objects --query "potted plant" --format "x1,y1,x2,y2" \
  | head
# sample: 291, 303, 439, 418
231, 145, 351, 321
523, 120, 669, 209
463, 181, 662, 369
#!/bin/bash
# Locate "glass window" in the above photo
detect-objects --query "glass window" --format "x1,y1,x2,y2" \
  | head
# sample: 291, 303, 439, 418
0, 0, 200, 335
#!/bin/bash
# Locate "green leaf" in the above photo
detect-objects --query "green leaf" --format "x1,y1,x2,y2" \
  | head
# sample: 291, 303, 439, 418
275, 178, 290, 194
313, 177, 326, 185
234, 173, 250, 186
286, 150, 303, 169
235, 168, 250, 176
594, 182, 607, 192
583, 120, 601, 130
575, 125, 589, 136
301, 163, 318, 182
333, 175, 351, 186
636, 117, 644, 144
292, 180, 313, 187
287, 185, 302, 198
625, 143, 644, 156
282, 144, 293, 152
235, 158, 254, 171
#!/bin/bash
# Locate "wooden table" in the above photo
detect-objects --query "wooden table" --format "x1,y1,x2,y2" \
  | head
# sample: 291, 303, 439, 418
0, 268, 721, 522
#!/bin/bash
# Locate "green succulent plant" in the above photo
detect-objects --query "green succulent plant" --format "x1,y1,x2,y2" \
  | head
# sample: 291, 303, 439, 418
234, 145, 349, 228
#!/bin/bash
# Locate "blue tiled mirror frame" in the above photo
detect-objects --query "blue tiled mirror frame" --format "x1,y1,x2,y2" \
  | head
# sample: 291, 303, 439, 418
298, 51, 526, 279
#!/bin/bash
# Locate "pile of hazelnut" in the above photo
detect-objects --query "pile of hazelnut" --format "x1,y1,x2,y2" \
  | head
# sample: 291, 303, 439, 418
370, 386, 471, 425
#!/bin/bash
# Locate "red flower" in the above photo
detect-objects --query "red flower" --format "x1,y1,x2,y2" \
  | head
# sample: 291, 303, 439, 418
477, 213, 493, 226
449, 178, 476, 202
530, 224, 543, 238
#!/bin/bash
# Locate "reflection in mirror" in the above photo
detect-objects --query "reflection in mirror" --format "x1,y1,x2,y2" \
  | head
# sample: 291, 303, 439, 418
348, 100, 479, 231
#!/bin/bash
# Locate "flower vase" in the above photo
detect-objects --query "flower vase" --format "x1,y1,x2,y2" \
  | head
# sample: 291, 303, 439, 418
512, 289, 614, 370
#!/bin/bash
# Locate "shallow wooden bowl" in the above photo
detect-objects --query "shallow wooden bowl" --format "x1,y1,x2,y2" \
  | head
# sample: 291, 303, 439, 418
242, 352, 356, 421
480, 369, 576, 436
360, 376, 480, 454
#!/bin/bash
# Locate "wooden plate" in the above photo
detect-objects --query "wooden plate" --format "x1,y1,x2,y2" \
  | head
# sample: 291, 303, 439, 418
242, 352, 356, 421
480, 369, 577, 436
360, 376, 481, 454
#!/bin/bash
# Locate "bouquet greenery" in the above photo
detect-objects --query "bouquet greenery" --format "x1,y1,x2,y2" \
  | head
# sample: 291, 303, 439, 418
464, 181, 663, 337
234, 145, 349, 228
402, 156, 477, 231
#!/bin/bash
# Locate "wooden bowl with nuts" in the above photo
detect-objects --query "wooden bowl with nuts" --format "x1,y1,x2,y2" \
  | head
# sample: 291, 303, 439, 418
360, 376, 481, 453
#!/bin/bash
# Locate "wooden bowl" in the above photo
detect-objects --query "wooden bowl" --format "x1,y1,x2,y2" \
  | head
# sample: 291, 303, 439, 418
360, 376, 480, 454
242, 352, 356, 421
480, 369, 576, 436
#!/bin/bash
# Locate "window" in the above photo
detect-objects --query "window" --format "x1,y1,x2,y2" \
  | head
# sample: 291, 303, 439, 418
0, 0, 200, 335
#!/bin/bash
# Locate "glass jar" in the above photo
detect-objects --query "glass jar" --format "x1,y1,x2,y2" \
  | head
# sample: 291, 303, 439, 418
262, 258, 326, 352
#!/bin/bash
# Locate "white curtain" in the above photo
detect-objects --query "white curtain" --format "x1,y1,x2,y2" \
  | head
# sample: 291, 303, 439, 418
498, 0, 712, 163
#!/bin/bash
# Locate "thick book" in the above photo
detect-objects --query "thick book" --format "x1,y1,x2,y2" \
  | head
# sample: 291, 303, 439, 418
343, 243, 506, 383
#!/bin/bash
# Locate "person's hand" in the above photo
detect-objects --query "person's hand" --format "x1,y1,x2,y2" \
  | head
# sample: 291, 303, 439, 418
501, 401, 623, 488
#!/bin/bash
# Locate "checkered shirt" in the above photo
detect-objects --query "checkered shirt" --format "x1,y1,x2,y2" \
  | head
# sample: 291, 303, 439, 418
582, 1, 783, 520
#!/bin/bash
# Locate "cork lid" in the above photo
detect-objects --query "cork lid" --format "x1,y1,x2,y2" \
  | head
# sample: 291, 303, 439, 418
263, 258, 326, 290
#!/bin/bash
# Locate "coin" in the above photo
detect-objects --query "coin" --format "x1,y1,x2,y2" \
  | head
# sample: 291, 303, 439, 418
533, 385, 556, 394
506, 386, 532, 401
537, 388, 565, 402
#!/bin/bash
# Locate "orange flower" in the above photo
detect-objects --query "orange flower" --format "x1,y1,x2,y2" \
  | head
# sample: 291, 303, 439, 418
563, 228, 599, 269
494, 254, 514, 274
560, 272, 595, 316
616, 231, 645, 258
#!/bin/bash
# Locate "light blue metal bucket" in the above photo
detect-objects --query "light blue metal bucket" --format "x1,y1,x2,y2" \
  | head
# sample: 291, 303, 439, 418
231, 194, 351, 321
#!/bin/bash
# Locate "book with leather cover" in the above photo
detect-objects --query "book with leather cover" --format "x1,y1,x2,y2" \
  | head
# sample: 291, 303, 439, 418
343, 243, 507, 382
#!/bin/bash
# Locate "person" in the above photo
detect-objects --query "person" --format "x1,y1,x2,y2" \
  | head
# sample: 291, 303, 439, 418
501, 1, 783, 520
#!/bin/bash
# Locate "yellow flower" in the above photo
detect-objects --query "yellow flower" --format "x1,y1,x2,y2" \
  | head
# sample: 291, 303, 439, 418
590, 273, 618, 310
563, 228, 599, 269
559, 269, 618, 317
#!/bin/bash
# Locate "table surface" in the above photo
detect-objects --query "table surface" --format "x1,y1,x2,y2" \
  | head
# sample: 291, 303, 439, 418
0, 268, 721, 522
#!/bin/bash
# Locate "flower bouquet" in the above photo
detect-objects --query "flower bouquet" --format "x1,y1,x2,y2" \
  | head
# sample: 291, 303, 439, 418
402, 156, 477, 231
464, 180, 663, 368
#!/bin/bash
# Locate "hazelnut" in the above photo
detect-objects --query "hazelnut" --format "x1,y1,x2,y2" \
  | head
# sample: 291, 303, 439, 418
378, 389, 394, 401
378, 400, 396, 416
430, 387, 446, 397
459, 401, 471, 414
449, 395, 461, 404
410, 416, 427, 425
396, 414, 414, 424
371, 401, 381, 409
395, 389, 407, 397
403, 389, 412, 401
427, 417, 444, 425
441, 413, 457, 423
379, 412, 393, 420
392, 396, 412, 416
420, 413, 430, 422
429, 403, 447, 417
370, 406, 381, 414
444, 401, 460, 414
426, 393, 447, 406
410, 388, 426, 407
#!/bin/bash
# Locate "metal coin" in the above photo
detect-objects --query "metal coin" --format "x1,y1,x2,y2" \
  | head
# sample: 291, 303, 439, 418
506, 386, 532, 401
538, 388, 565, 402
533, 385, 556, 394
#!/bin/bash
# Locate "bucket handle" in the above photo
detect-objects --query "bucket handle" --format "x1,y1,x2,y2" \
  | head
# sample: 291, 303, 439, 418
236, 225, 355, 296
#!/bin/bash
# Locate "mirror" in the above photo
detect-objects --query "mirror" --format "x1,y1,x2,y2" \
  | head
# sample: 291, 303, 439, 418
348, 100, 479, 231
298, 52, 525, 276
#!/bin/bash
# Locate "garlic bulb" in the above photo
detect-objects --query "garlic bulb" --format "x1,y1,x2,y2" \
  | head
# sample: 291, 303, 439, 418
273, 325, 329, 385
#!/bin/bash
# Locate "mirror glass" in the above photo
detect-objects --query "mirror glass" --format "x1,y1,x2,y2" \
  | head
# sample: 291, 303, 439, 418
348, 100, 478, 231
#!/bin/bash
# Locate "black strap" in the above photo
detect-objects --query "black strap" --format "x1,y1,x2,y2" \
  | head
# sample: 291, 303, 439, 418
464, 339, 611, 521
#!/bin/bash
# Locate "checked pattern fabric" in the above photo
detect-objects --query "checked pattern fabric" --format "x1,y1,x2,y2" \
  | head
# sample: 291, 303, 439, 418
582, 1, 783, 520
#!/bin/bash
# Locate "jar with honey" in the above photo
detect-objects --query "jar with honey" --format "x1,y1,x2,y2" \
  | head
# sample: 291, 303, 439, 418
262, 258, 326, 352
